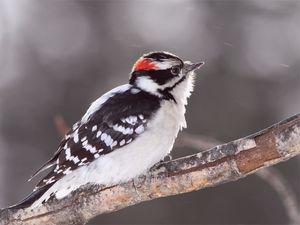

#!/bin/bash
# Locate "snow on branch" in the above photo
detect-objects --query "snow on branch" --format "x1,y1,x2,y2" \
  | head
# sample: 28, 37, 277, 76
1, 113, 300, 225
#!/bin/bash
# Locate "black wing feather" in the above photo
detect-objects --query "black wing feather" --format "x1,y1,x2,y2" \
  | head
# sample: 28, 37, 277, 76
8, 183, 54, 209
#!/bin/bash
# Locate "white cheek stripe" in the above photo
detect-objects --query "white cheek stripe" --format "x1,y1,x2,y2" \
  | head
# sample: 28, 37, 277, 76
135, 77, 162, 96
153, 60, 178, 70
135, 73, 185, 96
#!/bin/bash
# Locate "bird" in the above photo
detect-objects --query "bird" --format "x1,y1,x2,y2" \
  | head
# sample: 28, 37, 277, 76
10, 51, 204, 209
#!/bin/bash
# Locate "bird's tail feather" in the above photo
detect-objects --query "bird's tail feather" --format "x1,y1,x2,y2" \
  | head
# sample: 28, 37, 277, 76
7, 183, 54, 210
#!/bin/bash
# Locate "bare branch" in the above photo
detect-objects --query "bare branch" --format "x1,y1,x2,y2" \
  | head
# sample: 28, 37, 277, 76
176, 132, 300, 224
175, 132, 221, 150
1, 113, 300, 225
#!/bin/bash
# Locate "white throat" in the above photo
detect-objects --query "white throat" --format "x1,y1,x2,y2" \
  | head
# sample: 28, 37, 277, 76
135, 72, 195, 102
171, 72, 195, 106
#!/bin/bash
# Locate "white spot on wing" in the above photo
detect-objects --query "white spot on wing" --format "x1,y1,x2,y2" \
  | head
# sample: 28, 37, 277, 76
101, 133, 107, 141
120, 139, 126, 146
111, 140, 118, 148
103, 134, 113, 147
113, 124, 133, 135
63, 167, 72, 175
92, 125, 97, 132
65, 148, 71, 160
73, 131, 79, 143
72, 123, 79, 130
135, 125, 144, 134
82, 140, 97, 153
54, 165, 59, 172
63, 143, 68, 150
96, 130, 102, 138
65, 147, 84, 163
45, 176, 56, 184
125, 116, 137, 125
73, 156, 80, 164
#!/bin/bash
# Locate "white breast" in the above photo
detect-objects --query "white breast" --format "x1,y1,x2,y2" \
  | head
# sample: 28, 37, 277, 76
81, 99, 185, 186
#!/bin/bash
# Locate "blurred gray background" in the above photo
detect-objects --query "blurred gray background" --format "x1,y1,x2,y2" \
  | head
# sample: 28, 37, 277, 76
0, 0, 299, 224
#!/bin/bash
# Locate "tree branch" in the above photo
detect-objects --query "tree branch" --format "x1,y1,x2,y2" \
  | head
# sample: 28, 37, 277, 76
256, 168, 300, 224
176, 132, 300, 225
1, 113, 300, 225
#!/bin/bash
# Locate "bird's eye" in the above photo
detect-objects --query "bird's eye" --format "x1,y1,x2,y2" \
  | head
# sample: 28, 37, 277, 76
171, 66, 181, 75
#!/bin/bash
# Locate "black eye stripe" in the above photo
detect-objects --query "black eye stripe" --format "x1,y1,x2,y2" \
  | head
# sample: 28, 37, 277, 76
131, 69, 175, 85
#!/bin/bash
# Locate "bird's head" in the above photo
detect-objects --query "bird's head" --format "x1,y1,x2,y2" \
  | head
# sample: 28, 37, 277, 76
129, 51, 204, 99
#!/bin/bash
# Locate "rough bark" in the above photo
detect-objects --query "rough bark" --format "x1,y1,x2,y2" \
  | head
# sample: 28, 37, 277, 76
1, 113, 300, 225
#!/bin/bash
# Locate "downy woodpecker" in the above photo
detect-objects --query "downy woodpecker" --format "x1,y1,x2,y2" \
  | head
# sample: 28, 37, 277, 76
11, 51, 204, 209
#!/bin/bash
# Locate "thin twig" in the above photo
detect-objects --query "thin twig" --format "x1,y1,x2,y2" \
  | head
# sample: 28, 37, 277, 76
175, 132, 222, 150
53, 115, 69, 137
256, 168, 300, 224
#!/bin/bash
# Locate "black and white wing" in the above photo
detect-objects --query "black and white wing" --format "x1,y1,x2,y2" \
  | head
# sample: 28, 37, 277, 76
32, 85, 160, 190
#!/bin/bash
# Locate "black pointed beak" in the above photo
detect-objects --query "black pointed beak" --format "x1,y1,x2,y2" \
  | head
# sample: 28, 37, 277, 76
183, 61, 205, 73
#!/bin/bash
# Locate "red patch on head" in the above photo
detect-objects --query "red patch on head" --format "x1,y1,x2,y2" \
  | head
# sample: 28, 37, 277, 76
133, 58, 157, 71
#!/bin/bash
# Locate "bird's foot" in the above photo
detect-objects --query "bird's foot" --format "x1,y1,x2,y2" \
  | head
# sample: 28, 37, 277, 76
149, 154, 172, 172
